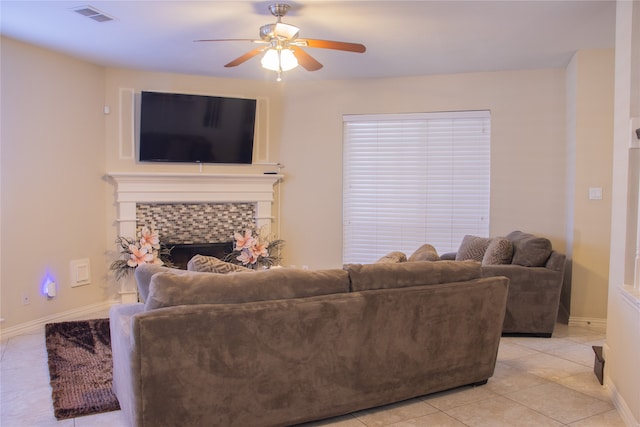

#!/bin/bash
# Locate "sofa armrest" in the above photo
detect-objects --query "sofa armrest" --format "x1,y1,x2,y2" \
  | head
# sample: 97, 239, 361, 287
481, 265, 562, 289
481, 262, 564, 335
110, 303, 145, 426
544, 250, 566, 273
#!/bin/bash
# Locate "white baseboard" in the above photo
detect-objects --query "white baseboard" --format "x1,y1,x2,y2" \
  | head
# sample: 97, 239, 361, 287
0, 300, 117, 340
606, 374, 640, 427
567, 316, 607, 329
604, 342, 640, 427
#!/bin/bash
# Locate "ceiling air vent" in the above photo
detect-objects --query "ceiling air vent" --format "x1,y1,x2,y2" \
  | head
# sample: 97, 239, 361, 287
72, 5, 115, 23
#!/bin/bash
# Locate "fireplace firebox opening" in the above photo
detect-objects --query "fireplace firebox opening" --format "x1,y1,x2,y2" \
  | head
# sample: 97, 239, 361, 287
166, 242, 234, 270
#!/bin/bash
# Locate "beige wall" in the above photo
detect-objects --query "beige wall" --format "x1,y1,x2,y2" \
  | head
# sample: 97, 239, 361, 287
0, 36, 615, 332
566, 49, 615, 323
278, 70, 567, 269
1, 37, 108, 329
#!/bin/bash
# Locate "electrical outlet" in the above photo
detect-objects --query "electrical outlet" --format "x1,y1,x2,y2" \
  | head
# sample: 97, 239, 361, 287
22, 292, 30, 305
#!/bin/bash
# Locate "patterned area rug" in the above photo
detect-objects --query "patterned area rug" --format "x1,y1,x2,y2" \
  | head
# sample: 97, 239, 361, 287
45, 319, 120, 420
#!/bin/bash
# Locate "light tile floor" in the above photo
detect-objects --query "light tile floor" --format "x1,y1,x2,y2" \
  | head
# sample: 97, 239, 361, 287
0, 312, 626, 427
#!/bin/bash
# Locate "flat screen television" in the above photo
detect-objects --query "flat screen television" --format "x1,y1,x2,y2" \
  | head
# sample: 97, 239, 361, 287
139, 91, 256, 164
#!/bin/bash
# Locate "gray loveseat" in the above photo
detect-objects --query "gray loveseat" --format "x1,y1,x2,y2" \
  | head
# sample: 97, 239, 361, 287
110, 260, 509, 427
441, 230, 566, 337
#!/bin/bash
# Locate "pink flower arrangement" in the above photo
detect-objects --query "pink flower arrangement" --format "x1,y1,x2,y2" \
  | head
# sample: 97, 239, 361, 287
111, 226, 171, 280
139, 226, 160, 251
125, 227, 163, 267
226, 226, 284, 269
126, 245, 154, 267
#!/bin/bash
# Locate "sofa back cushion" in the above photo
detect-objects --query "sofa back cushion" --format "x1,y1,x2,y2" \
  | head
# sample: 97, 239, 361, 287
375, 251, 407, 263
135, 264, 192, 303
408, 244, 440, 262
144, 268, 350, 310
344, 260, 481, 292
506, 230, 553, 267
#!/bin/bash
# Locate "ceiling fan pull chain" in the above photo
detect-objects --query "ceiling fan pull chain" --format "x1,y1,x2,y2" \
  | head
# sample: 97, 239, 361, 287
276, 49, 283, 82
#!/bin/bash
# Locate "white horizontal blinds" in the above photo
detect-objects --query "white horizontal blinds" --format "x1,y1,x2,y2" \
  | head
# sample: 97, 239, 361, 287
343, 111, 490, 264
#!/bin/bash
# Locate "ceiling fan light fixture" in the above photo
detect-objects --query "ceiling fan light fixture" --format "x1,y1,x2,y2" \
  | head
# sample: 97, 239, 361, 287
261, 48, 298, 72
260, 23, 300, 40
274, 22, 300, 39
260, 49, 280, 70
279, 48, 298, 71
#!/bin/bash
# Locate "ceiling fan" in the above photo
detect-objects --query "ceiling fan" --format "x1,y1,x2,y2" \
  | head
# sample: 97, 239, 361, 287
195, 3, 366, 81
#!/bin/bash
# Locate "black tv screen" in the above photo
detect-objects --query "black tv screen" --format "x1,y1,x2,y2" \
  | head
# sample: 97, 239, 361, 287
139, 91, 256, 164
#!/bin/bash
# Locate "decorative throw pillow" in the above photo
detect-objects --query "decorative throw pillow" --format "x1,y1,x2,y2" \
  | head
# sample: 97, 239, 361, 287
408, 244, 440, 262
455, 235, 491, 262
506, 231, 553, 267
481, 237, 513, 265
187, 255, 254, 274
375, 251, 407, 263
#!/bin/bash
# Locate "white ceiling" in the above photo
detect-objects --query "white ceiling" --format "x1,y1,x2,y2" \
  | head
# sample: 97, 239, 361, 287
0, 1, 616, 82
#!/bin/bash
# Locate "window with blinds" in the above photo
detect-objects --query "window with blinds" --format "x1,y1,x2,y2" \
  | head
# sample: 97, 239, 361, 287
342, 111, 491, 264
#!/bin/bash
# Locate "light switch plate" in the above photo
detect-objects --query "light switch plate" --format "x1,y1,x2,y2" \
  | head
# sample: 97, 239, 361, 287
589, 187, 603, 200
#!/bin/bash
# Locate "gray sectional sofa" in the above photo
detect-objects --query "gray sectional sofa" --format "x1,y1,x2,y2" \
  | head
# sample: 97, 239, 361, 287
110, 260, 509, 427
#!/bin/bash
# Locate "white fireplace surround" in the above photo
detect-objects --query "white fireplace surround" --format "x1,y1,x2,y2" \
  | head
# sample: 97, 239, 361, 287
107, 172, 283, 301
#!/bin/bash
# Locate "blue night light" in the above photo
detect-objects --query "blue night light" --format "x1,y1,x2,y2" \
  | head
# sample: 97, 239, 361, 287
42, 273, 56, 298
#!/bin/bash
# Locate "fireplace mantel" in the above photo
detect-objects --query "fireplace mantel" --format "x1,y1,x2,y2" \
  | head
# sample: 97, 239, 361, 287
106, 171, 283, 302
107, 172, 283, 203
107, 171, 283, 228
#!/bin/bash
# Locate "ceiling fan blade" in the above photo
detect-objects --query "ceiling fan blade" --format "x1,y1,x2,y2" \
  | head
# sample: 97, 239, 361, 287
297, 39, 366, 53
291, 48, 323, 71
224, 47, 265, 68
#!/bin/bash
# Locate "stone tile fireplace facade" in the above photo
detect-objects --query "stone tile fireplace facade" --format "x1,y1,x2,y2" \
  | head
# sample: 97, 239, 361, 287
107, 172, 283, 302
136, 202, 255, 244
136, 202, 255, 270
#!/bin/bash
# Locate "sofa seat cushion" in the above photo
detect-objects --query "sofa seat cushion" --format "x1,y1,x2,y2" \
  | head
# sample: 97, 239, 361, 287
506, 231, 552, 267
455, 235, 491, 261
187, 254, 254, 273
482, 237, 513, 265
408, 244, 440, 262
344, 260, 481, 292
144, 268, 350, 310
